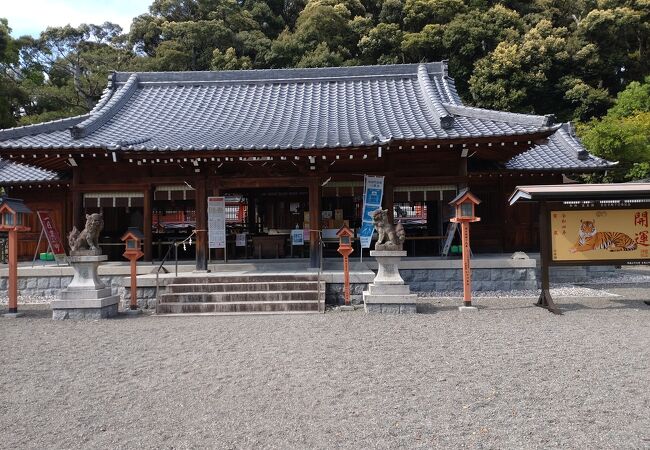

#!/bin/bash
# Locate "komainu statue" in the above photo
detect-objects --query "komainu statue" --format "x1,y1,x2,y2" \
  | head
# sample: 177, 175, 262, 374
371, 208, 406, 251
68, 213, 104, 252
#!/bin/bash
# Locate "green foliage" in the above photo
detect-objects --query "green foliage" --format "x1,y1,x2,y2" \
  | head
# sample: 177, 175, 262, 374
579, 77, 650, 181
0, 0, 648, 131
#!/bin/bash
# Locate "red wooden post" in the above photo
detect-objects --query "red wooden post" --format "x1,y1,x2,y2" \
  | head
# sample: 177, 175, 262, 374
461, 222, 471, 306
336, 226, 354, 307
130, 257, 138, 310
449, 189, 481, 311
343, 253, 350, 306
121, 228, 145, 312
7, 229, 18, 314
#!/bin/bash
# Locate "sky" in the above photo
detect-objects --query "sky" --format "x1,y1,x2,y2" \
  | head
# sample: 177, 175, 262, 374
2, 0, 153, 37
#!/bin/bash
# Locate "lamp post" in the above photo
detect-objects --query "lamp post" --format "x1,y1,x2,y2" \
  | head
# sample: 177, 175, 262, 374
0, 197, 32, 318
121, 227, 145, 313
449, 189, 481, 311
336, 225, 355, 309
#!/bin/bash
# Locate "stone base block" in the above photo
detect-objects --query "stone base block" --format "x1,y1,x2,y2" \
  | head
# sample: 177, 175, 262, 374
59, 287, 113, 300
52, 304, 118, 320
368, 283, 410, 295
52, 294, 119, 320
3, 312, 25, 318
363, 289, 417, 314
364, 303, 417, 314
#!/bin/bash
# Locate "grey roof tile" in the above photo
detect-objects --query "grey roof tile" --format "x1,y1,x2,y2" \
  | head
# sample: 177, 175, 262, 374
0, 62, 610, 173
0, 158, 60, 184
505, 123, 615, 171
0, 62, 559, 152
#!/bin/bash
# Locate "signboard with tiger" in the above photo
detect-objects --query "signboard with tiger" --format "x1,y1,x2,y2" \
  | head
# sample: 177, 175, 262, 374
550, 209, 650, 262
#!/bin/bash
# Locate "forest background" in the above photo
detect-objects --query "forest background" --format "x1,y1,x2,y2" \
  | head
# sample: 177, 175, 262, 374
0, 0, 648, 180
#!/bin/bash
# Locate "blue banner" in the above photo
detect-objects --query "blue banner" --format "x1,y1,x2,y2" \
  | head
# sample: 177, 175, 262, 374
359, 175, 384, 248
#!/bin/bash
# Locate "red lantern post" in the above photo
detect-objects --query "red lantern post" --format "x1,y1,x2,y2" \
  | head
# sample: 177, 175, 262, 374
336, 225, 355, 308
449, 190, 481, 310
0, 198, 32, 318
121, 228, 145, 312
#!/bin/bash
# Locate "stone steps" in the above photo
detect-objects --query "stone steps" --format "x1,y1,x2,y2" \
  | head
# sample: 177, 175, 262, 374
167, 281, 319, 293
157, 300, 320, 314
160, 290, 319, 303
156, 274, 324, 315
172, 274, 319, 284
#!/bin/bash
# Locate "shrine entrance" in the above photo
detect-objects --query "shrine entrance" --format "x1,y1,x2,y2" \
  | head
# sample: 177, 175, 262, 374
213, 188, 309, 260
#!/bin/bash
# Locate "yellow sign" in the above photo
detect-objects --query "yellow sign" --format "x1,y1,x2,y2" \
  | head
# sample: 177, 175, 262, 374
551, 209, 650, 261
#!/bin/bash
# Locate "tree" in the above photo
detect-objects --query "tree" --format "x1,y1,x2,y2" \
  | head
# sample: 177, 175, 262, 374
579, 77, 650, 181
17, 23, 138, 124
0, 19, 27, 128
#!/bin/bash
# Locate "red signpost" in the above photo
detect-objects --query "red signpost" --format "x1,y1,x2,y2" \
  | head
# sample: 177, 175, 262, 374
121, 228, 145, 311
1, 198, 32, 317
449, 190, 481, 309
336, 226, 355, 307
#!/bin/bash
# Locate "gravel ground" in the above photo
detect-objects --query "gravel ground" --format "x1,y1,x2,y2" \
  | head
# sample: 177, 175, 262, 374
1, 288, 649, 449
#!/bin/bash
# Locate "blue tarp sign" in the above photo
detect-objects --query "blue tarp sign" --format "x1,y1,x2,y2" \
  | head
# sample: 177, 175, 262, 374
360, 175, 384, 248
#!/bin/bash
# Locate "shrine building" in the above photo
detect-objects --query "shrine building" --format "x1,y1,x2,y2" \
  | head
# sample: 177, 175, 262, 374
0, 62, 613, 267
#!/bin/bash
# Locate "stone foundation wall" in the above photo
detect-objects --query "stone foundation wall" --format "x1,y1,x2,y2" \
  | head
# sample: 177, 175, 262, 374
8, 263, 619, 308
325, 266, 538, 305
0, 275, 125, 300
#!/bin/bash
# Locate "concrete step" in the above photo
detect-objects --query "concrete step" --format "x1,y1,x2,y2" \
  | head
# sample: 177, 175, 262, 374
172, 274, 319, 284
167, 281, 319, 293
156, 300, 320, 314
160, 290, 320, 303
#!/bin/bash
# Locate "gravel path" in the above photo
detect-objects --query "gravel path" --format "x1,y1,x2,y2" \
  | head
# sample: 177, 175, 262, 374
1, 292, 649, 449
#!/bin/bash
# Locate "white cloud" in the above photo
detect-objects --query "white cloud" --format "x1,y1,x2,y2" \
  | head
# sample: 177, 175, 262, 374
3, 0, 152, 37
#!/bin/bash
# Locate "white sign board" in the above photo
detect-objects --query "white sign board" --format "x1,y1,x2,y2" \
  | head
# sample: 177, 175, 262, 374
208, 196, 226, 249
291, 229, 304, 246
235, 233, 247, 247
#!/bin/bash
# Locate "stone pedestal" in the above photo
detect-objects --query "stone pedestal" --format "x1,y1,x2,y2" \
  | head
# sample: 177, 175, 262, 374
51, 251, 119, 320
363, 250, 417, 314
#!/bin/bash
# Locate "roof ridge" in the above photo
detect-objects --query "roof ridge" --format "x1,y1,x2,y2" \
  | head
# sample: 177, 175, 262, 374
416, 64, 455, 130
0, 114, 89, 141
112, 62, 446, 85
443, 103, 555, 128
70, 73, 139, 139
88, 73, 118, 116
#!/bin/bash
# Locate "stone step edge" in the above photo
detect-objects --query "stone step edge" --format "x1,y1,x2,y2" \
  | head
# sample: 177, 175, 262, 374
161, 290, 322, 296
157, 300, 321, 306
167, 281, 321, 288
155, 311, 322, 317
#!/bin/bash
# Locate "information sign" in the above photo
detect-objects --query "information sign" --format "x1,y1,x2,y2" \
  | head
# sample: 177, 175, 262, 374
207, 197, 226, 249
36, 211, 66, 263
291, 229, 304, 246
551, 208, 650, 261
359, 175, 384, 248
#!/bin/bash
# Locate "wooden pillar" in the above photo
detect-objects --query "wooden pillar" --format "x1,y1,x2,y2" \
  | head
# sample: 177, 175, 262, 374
212, 181, 223, 262
536, 200, 560, 314
143, 186, 153, 262
458, 155, 468, 190
7, 229, 18, 314
384, 178, 394, 223
308, 179, 321, 268
195, 177, 208, 271
71, 167, 83, 230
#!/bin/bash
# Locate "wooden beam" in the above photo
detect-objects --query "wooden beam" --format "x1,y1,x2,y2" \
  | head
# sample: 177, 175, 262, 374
194, 177, 208, 271
143, 185, 153, 262
308, 178, 321, 269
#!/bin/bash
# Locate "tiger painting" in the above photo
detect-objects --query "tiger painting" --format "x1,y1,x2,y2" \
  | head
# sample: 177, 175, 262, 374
569, 219, 637, 253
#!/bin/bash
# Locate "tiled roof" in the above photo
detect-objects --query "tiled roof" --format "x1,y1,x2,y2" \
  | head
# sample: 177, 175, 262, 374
0, 158, 60, 185
505, 123, 615, 171
0, 62, 560, 152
